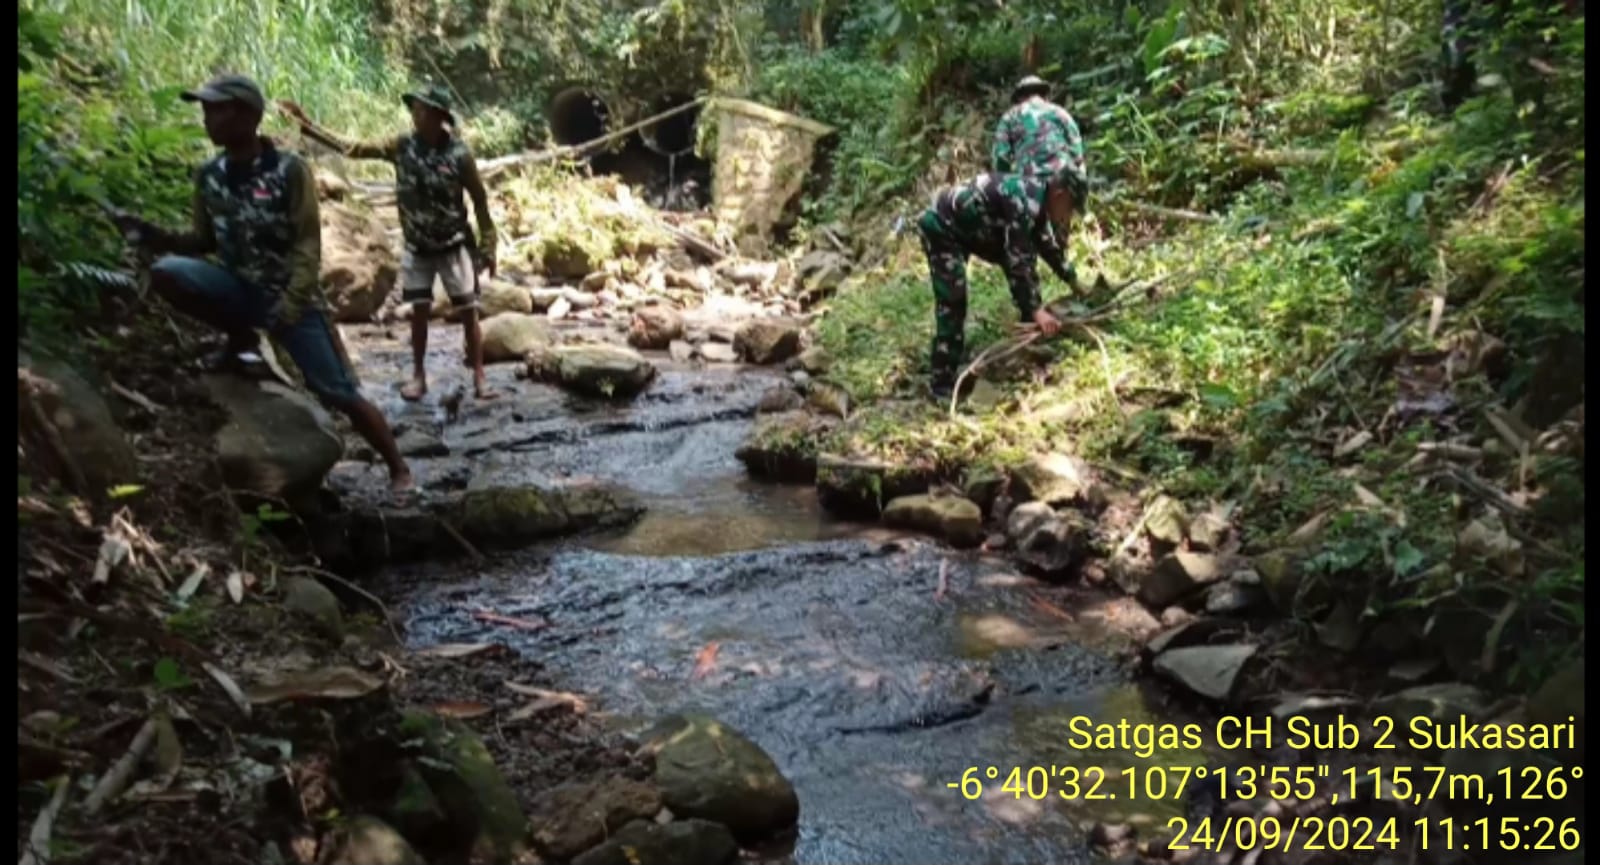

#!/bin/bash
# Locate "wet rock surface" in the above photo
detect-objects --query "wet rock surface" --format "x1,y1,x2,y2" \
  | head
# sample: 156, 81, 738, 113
341, 320, 1202, 865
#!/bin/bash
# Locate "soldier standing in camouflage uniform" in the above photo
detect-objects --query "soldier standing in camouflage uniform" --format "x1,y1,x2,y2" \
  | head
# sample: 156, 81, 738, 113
281, 84, 499, 402
113, 74, 414, 494
916, 164, 1079, 401
991, 75, 1088, 291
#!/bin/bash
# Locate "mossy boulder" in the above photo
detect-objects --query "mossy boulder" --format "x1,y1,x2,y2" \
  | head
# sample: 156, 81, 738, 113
639, 714, 798, 843
397, 711, 529, 862
452, 484, 644, 549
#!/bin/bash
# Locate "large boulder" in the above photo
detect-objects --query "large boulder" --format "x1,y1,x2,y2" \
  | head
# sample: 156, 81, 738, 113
815, 453, 932, 519
735, 412, 834, 482
453, 483, 644, 549
322, 201, 398, 322
17, 349, 137, 495
1011, 453, 1102, 508
399, 712, 529, 862
639, 714, 799, 842
571, 820, 737, 865
628, 306, 685, 350
480, 313, 554, 363
1005, 501, 1091, 578
526, 344, 657, 399
203, 375, 343, 502
883, 494, 983, 548
479, 279, 534, 317
529, 778, 663, 861
733, 319, 803, 365
541, 237, 602, 280
1152, 643, 1258, 703
795, 249, 849, 302
1139, 552, 1228, 609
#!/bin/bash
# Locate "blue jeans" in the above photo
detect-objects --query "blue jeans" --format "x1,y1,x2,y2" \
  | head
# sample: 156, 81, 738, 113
151, 256, 362, 410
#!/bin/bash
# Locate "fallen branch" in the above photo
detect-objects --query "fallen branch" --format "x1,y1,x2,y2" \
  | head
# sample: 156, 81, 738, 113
19, 774, 71, 865
437, 520, 485, 565
84, 719, 156, 815
1119, 200, 1221, 223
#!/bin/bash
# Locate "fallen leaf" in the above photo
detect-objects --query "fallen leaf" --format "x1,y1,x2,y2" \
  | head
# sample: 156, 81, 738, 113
690, 642, 721, 680
1333, 430, 1373, 459
1287, 510, 1331, 547
226, 571, 246, 604
245, 667, 384, 704
416, 642, 500, 659
431, 701, 493, 720
175, 564, 210, 602
92, 532, 132, 584
503, 682, 588, 717
202, 663, 252, 718
471, 610, 550, 631
1352, 483, 1384, 508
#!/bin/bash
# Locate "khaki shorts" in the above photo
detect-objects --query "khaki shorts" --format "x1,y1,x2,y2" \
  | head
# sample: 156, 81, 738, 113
401, 245, 478, 309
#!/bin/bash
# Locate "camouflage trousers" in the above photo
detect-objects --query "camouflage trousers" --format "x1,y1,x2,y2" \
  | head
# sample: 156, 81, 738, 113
917, 212, 972, 387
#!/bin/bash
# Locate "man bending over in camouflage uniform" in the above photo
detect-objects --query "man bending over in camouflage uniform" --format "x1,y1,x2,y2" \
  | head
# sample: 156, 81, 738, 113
917, 164, 1080, 401
281, 85, 498, 402
992, 76, 1089, 291
113, 74, 414, 494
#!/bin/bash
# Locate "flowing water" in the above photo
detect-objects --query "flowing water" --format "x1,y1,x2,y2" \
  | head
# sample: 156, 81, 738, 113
348, 323, 1200, 864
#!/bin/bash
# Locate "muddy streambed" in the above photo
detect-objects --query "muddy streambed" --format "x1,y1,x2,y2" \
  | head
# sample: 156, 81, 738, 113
342, 322, 1211, 864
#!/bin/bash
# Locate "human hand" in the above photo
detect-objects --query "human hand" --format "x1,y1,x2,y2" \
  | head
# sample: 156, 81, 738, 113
108, 210, 151, 244
1033, 308, 1062, 336
275, 99, 309, 125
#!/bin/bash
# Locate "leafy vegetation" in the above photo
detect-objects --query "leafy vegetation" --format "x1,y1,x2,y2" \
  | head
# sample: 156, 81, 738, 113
807, 0, 1584, 687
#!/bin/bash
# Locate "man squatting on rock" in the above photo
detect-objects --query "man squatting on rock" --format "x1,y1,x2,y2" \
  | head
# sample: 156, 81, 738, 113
280, 84, 499, 403
112, 74, 415, 494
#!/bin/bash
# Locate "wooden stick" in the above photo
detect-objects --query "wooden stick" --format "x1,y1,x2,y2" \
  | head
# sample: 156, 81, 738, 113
19, 774, 71, 865
438, 519, 486, 565
84, 720, 156, 815
1120, 200, 1221, 223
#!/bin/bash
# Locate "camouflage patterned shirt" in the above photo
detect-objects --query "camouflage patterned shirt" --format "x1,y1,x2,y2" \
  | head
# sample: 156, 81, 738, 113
336, 131, 495, 259
992, 96, 1085, 179
920, 172, 1074, 319
188, 139, 324, 321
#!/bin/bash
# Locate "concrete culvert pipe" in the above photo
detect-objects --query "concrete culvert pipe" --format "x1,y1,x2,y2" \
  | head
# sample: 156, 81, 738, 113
548, 87, 610, 147
640, 93, 701, 156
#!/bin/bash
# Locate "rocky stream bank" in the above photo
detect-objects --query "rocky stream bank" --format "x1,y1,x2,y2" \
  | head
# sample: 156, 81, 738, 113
17, 170, 1583, 865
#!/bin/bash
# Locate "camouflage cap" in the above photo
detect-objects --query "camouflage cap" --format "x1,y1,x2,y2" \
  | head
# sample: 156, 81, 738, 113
402, 84, 456, 123
1011, 75, 1051, 102
181, 73, 266, 114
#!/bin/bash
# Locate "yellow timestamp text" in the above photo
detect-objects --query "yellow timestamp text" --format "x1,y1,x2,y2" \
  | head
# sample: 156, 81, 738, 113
1163, 816, 1582, 853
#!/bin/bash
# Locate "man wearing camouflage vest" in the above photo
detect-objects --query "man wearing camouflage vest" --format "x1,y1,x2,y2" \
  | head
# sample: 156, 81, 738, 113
992, 75, 1087, 291
113, 73, 414, 495
916, 164, 1080, 401
281, 84, 499, 403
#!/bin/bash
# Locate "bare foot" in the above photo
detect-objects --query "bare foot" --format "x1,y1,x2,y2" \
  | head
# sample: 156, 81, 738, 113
475, 380, 499, 401
400, 379, 427, 401
389, 468, 416, 496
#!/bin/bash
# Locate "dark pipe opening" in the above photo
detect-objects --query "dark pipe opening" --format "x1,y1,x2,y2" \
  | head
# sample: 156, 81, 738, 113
548, 88, 609, 146
640, 93, 700, 156
549, 87, 712, 213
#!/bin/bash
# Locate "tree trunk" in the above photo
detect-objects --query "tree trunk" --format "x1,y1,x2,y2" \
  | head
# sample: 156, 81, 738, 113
1021, 33, 1041, 73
